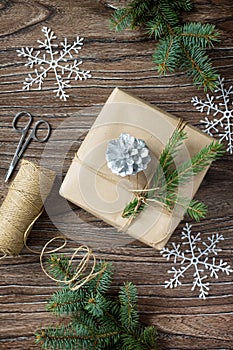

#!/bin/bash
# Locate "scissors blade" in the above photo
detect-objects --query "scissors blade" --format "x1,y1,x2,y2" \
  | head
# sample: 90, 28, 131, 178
5, 154, 20, 182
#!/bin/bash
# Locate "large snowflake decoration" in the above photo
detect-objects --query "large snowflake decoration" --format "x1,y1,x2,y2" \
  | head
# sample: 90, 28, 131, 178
17, 27, 91, 101
192, 76, 233, 153
161, 223, 232, 299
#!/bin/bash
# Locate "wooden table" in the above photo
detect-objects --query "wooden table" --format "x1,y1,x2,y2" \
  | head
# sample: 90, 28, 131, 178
0, 1, 232, 349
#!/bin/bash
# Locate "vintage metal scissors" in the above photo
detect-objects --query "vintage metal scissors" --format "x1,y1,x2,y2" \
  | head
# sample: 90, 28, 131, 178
5, 112, 51, 182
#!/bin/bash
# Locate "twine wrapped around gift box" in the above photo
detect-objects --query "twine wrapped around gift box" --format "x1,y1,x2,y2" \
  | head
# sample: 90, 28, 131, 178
60, 88, 216, 250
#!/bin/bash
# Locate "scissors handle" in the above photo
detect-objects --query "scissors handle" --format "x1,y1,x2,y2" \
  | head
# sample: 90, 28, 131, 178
12, 111, 33, 133
5, 113, 51, 182
31, 120, 51, 142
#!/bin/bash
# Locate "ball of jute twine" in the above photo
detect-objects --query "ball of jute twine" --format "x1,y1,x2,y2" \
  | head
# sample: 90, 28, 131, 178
0, 160, 56, 257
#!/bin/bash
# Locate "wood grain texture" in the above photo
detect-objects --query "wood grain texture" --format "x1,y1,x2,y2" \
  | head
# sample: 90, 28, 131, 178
0, 0, 233, 349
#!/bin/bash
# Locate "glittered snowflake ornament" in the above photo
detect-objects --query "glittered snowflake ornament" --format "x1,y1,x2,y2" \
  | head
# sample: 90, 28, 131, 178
192, 76, 233, 153
17, 27, 91, 100
161, 223, 232, 299
106, 133, 151, 177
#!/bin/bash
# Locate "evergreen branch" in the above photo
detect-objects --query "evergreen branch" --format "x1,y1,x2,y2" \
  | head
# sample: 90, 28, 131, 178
122, 196, 146, 218
146, 16, 167, 39
186, 199, 208, 221
84, 292, 110, 317
36, 324, 120, 350
109, 8, 133, 31
164, 194, 208, 221
35, 324, 86, 350
110, 0, 220, 90
45, 254, 74, 282
153, 128, 187, 189
46, 261, 112, 316
128, 0, 152, 28
170, 0, 193, 11
146, 0, 181, 36
153, 35, 182, 74
165, 140, 224, 191
159, 1, 180, 28
36, 259, 158, 349
92, 261, 113, 294
121, 133, 224, 222
180, 45, 219, 91
159, 129, 186, 172
147, 11, 175, 46
47, 286, 84, 315
143, 326, 158, 348
181, 23, 220, 48
119, 282, 139, 330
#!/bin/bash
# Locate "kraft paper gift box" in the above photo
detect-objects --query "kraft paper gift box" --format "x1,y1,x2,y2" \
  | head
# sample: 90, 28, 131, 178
59, 88, 213, 249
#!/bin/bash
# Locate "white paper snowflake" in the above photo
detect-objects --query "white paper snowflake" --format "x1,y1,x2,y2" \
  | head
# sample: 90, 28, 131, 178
161, 223, 232, 299
192, 76, 233, 153
17, 27, 91, 101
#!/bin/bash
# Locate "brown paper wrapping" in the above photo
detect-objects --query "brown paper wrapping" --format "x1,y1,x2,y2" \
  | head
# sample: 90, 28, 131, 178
60, 88, 213, 249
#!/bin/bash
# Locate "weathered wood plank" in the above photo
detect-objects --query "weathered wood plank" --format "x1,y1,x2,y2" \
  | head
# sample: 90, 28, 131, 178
0, 0, 233, 349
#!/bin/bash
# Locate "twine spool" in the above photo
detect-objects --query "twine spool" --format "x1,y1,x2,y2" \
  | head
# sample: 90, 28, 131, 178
0, 160, 56, 257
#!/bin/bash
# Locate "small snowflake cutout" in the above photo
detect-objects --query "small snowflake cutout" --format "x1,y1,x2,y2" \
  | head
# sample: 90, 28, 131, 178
160, 223, 232, 299
192, 76, 233, 153
17, 27, 91, 100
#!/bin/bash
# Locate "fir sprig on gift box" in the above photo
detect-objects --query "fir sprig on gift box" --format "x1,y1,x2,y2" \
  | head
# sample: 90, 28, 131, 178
110, 0, 220, 90
35, 255, 158, 350
122, 130, 224, 222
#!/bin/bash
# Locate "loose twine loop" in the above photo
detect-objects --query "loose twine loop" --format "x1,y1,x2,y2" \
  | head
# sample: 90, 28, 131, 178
0, 160, 105, 290
40, 237, 106, 291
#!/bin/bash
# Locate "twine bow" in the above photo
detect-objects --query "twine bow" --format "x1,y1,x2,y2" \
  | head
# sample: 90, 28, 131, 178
120, 187, 162, 231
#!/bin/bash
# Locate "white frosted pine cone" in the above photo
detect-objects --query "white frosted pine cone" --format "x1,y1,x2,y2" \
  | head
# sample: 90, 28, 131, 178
106, 133, 151, 177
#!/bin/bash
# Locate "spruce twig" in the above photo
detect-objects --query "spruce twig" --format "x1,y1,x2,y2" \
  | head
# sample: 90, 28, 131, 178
122, 131, 224, 221
152, 129, 187, 189
36, 257, 158, 350
164, 140, 224, 192
110, 0, 220, 90
164, 194, 208, 221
